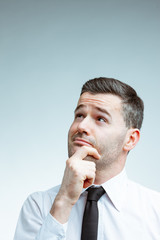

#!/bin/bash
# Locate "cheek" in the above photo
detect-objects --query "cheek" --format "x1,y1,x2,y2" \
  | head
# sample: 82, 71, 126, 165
95, 130, 116, 148
68, 122, 77, 137
95, 132, 107, 148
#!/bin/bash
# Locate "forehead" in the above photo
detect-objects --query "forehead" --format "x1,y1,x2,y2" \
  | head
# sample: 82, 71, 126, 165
77, 92, 122, 111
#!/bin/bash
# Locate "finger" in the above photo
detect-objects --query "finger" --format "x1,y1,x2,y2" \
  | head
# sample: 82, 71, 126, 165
74, 146, 100, 160
83, 170, 96, 188
82, 163, 96, 187
83, 178, 94, 189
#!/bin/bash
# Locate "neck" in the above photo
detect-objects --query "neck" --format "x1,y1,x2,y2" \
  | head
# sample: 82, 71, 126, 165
94, 162, 125, 185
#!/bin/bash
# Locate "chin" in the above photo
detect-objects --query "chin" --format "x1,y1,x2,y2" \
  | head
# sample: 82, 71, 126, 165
84, 155, 97, 162
68, 144, 83, 157
68, 146, 77, 158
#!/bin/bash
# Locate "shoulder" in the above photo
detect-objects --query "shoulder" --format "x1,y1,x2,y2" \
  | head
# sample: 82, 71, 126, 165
22, 185, 61, 218
28, 185, 61, 202
127, 179, 160, 213
128, 179, 160, 198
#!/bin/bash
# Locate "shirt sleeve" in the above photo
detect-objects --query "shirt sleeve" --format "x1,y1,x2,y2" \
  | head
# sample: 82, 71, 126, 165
13, 192, 68, 240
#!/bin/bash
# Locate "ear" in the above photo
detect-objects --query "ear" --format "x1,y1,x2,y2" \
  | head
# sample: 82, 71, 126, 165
123, 128, 140, 152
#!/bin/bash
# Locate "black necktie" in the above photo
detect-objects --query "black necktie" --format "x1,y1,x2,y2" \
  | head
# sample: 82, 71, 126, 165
81, 186, 105, 240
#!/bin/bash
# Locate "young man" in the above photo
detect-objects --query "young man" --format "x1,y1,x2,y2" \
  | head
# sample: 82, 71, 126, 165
14, 77, 160, 240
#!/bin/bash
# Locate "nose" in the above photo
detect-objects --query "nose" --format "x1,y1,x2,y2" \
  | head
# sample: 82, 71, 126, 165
77, 116, 91, 135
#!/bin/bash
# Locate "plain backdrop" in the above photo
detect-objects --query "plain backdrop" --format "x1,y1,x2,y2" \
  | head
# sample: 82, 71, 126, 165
0, 0, 160, 239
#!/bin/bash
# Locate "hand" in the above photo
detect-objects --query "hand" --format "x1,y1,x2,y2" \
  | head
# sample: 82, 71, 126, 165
60, 146, 100, 203
50, 146, 100, 223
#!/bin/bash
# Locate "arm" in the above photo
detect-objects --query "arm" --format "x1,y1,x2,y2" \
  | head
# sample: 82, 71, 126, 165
14, 146, 99, 239
13, 191, 67, 240
50, 146, 100, 224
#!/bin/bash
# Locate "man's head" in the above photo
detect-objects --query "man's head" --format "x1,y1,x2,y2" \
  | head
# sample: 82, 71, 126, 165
81, 77, 144, 130
68, 77, 143, 173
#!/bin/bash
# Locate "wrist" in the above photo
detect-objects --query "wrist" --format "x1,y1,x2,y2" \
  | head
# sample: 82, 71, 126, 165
50, 194, 74, 224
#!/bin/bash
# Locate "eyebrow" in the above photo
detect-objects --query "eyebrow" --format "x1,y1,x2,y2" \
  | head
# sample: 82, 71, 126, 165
74, 104, 112, 119
74, 104, 86, 113
95, 106, 112, 118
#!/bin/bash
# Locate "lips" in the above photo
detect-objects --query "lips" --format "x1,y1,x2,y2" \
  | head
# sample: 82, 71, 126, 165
73, 138, 93, 147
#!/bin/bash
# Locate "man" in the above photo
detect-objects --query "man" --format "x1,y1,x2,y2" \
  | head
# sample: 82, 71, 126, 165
14, 77, 160, 240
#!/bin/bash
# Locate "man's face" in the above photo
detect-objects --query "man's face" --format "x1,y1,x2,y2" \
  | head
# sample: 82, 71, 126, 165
68, 92, 129, 171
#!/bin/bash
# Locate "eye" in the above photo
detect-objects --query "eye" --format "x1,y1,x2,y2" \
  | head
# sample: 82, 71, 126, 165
97, 117, 106, 122
75, 113, 84, 119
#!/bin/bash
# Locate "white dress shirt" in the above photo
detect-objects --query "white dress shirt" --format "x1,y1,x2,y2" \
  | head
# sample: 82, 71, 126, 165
14, 169, 160, 240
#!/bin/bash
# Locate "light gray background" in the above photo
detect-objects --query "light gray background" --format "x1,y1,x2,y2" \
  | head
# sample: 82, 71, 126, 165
0, 0, 160, 239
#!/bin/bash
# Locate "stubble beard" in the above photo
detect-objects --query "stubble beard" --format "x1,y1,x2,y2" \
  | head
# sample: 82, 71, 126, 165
68, 141, 123, 172
68, 128, 127, 172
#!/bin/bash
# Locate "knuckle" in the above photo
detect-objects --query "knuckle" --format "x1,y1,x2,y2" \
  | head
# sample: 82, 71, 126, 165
90, 161, 96, 167
81, 146, 88, 151
66, 159, 70, 166
66, 159, 79, 173
66, 158, 74, 169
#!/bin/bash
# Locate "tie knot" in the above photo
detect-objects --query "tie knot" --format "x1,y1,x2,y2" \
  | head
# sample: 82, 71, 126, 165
87, 186, 105, 202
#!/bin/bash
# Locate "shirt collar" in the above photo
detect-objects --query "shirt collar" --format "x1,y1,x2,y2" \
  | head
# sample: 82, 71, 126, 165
101, 168, 128, 211
82, 168, 128, 212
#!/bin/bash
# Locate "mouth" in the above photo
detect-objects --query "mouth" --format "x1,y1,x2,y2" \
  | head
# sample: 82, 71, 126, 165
73, 138, 93, 147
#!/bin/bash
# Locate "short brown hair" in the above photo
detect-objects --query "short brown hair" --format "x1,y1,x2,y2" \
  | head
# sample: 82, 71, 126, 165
81, 77, 144, 130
